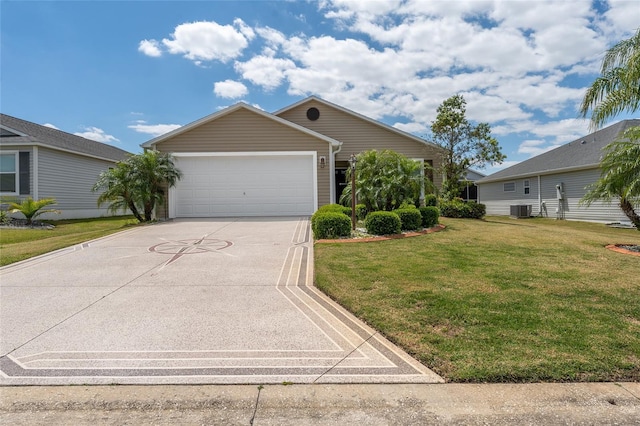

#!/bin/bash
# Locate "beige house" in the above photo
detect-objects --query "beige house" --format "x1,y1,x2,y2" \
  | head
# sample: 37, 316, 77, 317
142, 96, 444, 219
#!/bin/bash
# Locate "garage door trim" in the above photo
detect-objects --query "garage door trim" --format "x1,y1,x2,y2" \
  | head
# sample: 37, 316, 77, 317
168, 151, 318, 218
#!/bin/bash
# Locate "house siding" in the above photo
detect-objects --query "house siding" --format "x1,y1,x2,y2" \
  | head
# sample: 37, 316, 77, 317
277, 100, 444, 189
153, 108, 332, 208
37, 147, 116, 219
478, 168, 635, 222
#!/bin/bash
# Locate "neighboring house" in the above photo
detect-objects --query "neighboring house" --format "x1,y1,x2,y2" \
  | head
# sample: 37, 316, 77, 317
475, 119, 640, 222
0, 114, 130, 219
459, 169, 485, 202
142, 96, 445, 219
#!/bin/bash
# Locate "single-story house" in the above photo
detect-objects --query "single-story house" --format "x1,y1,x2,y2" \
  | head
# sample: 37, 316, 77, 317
459, 169, 485, 202
476, 119, 640, 222
142, 96, 445, 219
0, 113, 131, 219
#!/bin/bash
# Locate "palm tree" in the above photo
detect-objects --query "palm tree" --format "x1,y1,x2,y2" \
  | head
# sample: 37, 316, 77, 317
580, 127, 640, 230
93, 151, 181, 223
93, 161, 144, 222
579, 29, 640, 230
579, 28, 640, 129
8, 197, 60, 225
128, 150, 182, 222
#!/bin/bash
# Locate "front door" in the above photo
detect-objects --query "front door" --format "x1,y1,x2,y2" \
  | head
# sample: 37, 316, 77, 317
335, 168, 347, 203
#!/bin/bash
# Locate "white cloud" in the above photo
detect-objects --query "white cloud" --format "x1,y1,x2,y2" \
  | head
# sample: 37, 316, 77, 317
42, 123, 59, 130
74, 127, 120, 144
161, 20, 250, 62
138, 39, 162, 57
235, 56, 296, 90
128, 122, 182, 137
392, 122, 427, 134
517, 139, 556, 156
213, 80, 248, 99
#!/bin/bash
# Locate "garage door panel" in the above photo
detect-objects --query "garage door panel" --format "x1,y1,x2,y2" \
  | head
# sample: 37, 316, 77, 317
174, 155, 315, 217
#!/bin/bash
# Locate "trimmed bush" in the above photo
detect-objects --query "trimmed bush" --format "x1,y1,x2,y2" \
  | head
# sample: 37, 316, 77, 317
312, 204, 350, 229
365, 211, 401, 235
356, 204, 368, 221
419, 206, 440, 227
424, 194, 437, 207
393, 208, 422, 231
439, 199, 486, 219
312, 212, 352, 239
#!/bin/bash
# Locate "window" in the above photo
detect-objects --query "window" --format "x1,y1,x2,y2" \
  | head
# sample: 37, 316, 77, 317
524, 180, 530, 195
0, 153, 17, 193
503, 182, 515, 192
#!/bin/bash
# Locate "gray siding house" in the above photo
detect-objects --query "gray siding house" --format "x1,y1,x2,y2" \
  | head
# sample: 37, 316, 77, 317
476, 119, 640, 223
0, 114, 130, 219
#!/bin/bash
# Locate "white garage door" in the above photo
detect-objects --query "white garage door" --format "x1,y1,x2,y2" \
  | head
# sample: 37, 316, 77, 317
171, 153, 316, 217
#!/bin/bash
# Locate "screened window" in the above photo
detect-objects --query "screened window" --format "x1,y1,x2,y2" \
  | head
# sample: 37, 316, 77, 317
503, 182, 515, 192
0, 153, 17, 193
524, 180, 530, 195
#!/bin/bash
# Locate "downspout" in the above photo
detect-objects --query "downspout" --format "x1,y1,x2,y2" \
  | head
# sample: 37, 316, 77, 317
330, 142, 343, 204
537, 175, 542, 216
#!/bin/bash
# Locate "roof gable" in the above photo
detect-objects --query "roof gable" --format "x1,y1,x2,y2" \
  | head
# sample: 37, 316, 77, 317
477, 119, 640, 183
274, 96, 442, 151
0, 114, 130, 162
141, 103, 341, 149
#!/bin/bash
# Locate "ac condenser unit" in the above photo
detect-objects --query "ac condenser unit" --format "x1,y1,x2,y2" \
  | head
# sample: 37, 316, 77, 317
510, 205, 531, 218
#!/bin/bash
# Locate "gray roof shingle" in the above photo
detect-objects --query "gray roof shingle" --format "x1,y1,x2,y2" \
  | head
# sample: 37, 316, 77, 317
0, 113, 130, 162
477, 119, 640, 183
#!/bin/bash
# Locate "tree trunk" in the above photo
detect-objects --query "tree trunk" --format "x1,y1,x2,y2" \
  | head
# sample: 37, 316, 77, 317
619, 197, 640, 230
127, 201, 144, 223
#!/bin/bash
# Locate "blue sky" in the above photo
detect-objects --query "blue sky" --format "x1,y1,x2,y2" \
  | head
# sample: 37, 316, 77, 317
1, 0, 638, 174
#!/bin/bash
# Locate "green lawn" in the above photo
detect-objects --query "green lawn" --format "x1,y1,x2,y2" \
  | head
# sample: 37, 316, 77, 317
314, 216, 640, 383
0, 216, 138, 266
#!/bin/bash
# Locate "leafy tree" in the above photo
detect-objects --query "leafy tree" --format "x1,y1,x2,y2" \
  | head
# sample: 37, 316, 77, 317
93, 151, 181, 222
8, 197, 60, 225
580, 127, 640, 230
579, 28, 640, 129
430, 95, 505, 199
339, 149, 424, 211
578, 29, 640, 229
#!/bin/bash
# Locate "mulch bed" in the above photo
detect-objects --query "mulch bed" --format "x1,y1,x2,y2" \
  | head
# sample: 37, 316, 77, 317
315, 224, 446, 244
605, 244, 640, 257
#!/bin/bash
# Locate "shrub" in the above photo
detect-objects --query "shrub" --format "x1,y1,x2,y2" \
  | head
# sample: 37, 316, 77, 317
365, 211, 401, 235
419, 206, 440, 227
0, 210, 11, 225
393, 208, 422, 231
312, 212, 352, 239
424, 194, 437, 207
439, 199, 486, 219
355, 204, 368, 221
312, 204, 350, 229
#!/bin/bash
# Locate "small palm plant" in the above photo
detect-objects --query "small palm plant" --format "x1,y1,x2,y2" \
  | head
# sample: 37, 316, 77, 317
8, 197, 60, 225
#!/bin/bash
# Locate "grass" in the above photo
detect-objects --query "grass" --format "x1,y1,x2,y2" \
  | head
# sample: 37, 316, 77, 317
0, 216, 138, 266
314, 216, 640, 383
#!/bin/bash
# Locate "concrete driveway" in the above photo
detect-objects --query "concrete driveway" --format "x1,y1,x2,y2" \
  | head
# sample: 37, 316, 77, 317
0, 218, 442, 385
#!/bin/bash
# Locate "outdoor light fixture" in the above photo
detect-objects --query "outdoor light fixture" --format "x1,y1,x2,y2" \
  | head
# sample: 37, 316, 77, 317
349, 154, 357, 230
319, 156, 326, 168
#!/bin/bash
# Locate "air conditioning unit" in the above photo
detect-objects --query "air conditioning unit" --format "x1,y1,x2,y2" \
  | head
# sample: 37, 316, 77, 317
510, 205, 531, 218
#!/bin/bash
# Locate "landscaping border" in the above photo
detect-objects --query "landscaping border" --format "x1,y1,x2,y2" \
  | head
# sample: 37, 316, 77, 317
315, 224, 446, 244
605, 244, 640, 257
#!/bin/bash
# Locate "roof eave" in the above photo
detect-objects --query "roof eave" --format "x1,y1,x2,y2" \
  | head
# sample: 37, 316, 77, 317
0, 140, 126, 163
476, 163, 600, 184
141, 102, 342, 149
274, 95, 444, 152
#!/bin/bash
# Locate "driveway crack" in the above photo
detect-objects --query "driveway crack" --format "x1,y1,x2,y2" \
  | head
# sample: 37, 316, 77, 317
248, 384, 264, 425
3, 260, 166, 357
313, 332, 378, 383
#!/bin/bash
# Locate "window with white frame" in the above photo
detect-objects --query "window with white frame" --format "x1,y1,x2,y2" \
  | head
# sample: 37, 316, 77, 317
0, 152, 18, 193
503, 182, 515, 192
524, 180, 530, 195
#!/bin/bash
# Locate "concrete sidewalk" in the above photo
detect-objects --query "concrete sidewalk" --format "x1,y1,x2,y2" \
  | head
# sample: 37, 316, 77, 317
1, 382, 638, 425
